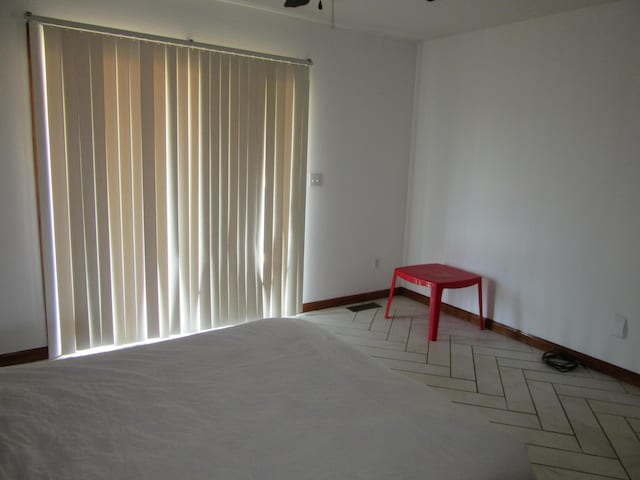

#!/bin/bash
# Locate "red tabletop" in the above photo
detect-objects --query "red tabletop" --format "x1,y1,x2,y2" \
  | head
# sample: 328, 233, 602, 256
394, 263, 481, 289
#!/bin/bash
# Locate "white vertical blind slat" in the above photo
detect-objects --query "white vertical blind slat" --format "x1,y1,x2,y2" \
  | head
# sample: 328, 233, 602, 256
153, 44, 169, 338
43, 27, 76, 355
135, 45, 146, 337
165, 46, 180, 336
140, 42, 159, 339
103, 36, 126, 346
198, 52, 212, 331
227, 55, 240, 323
208, 52, 221, 327
188, 49, 200, 333
236, 57, 249, 320
261, 63, 276, 317
90, 34, 114, 346
116, 38, 136, 344
281, 66, 295, 315
246, 60, 266, 319
29, 23, 62, 357
76, 33, 101, 348
61, 29, 91, 350
176, 47, 190, 333
128, 40, 145, 341
218, 55, 230, 325
293, 67, 309, 314
271, 64, 287, 317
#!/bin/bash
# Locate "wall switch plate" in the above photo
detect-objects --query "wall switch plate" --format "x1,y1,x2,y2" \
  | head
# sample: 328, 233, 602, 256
612, 313, 628, 339
310, 173, 322, 186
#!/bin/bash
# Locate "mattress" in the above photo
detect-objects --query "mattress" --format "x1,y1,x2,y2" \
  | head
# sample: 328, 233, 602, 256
0, 318, 533, 479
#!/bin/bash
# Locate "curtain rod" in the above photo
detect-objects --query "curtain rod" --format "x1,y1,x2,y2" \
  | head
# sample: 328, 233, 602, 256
25, 12, 313, 66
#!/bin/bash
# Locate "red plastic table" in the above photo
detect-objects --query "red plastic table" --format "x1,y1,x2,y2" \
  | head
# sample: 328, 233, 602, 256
384, 263, 483, 341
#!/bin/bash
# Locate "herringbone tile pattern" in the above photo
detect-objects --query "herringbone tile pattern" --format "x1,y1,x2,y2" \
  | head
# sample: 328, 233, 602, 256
298, 296, 640, 480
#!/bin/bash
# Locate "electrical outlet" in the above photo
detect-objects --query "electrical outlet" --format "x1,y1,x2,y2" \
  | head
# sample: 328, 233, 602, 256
374, 257, 380, 269
611, 313, 628, 339
309, 173, 322, 186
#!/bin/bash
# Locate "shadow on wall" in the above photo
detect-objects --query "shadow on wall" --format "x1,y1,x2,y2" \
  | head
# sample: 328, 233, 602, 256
484, 277, 496, 321
484, 277, 525, 332
443, 275, 522, 331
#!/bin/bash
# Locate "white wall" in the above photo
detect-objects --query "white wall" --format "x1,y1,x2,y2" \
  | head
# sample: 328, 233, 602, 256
406, 0, 640, 373
0, 0, 416, 353
0, 2, 48, 353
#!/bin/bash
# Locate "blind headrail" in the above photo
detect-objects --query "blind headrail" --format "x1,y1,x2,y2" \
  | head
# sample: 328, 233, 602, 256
25, 12, 313, 66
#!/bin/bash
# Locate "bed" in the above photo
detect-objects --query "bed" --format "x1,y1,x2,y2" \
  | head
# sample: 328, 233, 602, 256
0, 318, 533, 479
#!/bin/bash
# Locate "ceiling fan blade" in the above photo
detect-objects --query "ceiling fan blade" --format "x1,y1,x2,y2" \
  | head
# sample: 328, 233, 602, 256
284, 0, 311, 7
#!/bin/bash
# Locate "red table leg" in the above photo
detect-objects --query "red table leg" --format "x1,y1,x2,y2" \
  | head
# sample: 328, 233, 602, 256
384, 264, 482, 341
384, 271, 398, 319
427, 284, 443, 341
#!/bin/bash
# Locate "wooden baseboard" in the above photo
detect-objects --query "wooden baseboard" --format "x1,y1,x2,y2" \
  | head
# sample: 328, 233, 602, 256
395, 287, 640, 388
302, 289, 389, 313
0, 346, 48, 367
5, 289, 637, 386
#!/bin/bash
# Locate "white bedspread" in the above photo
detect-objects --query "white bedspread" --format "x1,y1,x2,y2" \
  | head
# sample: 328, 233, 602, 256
0, 318, 532, 479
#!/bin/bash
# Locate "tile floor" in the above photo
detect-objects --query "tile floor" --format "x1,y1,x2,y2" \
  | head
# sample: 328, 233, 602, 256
297, 296, 640, 480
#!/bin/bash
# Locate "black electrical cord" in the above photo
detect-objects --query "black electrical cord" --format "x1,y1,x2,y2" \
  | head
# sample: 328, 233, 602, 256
542, 350, 579, 372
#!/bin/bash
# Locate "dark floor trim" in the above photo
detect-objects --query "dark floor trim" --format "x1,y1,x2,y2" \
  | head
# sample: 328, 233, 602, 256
5, 289, 638, 387
302, 289, 390, 313
0, 346, 48, 367
395, 287, 640, 388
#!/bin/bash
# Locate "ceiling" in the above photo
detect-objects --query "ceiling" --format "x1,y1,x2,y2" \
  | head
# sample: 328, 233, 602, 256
217, 0, 619, 41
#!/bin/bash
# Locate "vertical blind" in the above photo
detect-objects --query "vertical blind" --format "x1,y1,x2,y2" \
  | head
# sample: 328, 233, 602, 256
29, 23, 309, 357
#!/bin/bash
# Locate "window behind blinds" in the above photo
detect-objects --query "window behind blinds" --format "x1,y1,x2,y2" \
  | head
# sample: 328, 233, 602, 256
29, 23, 309, 357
